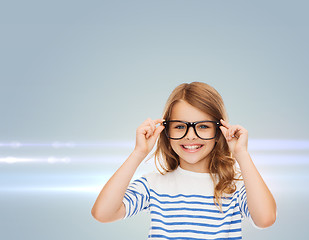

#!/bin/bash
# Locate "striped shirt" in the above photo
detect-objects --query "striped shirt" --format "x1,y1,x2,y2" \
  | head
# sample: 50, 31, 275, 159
123, 166, 251, 240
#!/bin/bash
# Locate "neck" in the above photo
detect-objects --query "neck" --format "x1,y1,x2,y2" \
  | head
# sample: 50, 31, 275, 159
179, 161, 210, 173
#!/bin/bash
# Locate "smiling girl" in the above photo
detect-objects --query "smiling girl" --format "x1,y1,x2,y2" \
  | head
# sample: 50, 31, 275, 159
92, 82, 276, 239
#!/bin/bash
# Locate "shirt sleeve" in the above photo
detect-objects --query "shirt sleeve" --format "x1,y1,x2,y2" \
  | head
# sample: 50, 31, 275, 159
238, 182, 269, 229
238, 183, 250, 218
122, 176, 150, 219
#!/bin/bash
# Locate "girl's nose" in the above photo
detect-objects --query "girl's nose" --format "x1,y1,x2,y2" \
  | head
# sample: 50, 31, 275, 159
185, 126, 197, 140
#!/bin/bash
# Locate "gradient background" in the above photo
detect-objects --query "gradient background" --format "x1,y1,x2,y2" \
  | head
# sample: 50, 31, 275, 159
1, 1, 309, 239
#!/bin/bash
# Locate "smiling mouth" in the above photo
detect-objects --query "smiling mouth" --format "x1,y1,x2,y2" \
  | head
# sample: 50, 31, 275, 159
181, 144, 204, 150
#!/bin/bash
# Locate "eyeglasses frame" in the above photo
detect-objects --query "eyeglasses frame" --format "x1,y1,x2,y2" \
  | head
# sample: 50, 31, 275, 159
162, 120, 221, 140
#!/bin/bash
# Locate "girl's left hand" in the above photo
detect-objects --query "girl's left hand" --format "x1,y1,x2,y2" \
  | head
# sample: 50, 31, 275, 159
219, 119, 248, 159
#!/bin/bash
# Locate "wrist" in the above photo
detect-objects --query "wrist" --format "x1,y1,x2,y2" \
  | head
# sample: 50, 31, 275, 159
234, 150, 250, 163
132, 148, 148, 161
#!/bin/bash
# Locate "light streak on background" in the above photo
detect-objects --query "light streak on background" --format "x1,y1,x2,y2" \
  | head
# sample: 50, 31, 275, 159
1, 139, 309, 150
0, 141, 135, 149
1, 140, 308, 193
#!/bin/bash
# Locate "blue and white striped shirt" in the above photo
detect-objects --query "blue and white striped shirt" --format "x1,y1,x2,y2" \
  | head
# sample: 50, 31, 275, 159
123, 166, 251, 240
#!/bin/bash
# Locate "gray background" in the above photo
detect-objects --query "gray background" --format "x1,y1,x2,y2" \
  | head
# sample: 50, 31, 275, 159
0, 1, 308, 239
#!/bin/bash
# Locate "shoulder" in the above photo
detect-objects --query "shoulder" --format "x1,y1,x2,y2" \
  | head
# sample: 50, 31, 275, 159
232, 171, 246, 191
234, 172, 245, 189
141, 169, 181, 193
233, 179, 246, 200
143, 170, 175, 184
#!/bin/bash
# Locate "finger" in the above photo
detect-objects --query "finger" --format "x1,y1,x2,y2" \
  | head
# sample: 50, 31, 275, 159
145, 118, 163, 133
152, 125, 165, 139
220, 126, 234, 142
147, 125, 164, 143
137, 123, 151, 134
148, 119, 156, 133
228, 125, 244, 140
143, 126, 153, 139
143, 118, 154, 132
234, 125, 248, 139
228, 126, 238, 140
154, 118, 165, 126
150, 118, 165, 133
140, 119, 150, 130
220, 119, 231, 129
146, 131, 152, 139
219, 126, 228, 139
233, 128, 242, 139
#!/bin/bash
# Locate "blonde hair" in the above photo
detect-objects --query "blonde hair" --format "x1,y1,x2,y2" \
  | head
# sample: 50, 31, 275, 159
154, 82, 239, 208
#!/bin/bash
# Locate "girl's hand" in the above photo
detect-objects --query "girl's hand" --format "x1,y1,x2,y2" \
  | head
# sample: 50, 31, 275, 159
134, 118, 165, 159
219, 119, 248, 160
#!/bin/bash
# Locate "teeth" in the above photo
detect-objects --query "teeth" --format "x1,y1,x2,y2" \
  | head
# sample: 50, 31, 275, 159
183, 145, 202, 150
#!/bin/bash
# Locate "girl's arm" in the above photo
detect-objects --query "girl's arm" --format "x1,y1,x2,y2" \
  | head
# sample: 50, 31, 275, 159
91, 118, 164, 223
220, 119, 277, 228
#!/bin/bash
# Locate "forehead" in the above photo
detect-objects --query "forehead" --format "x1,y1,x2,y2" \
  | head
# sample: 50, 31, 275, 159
170, 100, 213, 122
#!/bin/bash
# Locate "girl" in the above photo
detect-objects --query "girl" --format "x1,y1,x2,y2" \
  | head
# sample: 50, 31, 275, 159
92, 82, 276, 239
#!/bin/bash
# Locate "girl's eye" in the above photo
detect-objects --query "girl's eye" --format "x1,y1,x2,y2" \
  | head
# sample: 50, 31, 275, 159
175, 125, 186, 129
198, 124, 209, 129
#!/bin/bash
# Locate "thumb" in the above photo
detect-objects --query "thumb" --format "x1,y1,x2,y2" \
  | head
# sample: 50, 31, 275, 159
153, 125, 165, 139
146, 125, 165, 151
219, 126, 228, 139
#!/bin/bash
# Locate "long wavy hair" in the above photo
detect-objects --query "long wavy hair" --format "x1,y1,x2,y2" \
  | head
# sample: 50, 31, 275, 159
154, 82, 239, 208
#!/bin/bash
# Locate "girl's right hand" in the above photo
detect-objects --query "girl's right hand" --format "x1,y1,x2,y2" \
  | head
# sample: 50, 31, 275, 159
134, 118, 165, 159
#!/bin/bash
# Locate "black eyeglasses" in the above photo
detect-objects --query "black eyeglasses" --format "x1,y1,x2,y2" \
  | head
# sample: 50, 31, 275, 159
162, 120, 221, 140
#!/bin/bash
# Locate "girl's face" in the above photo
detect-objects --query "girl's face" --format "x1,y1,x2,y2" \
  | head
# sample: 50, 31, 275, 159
169, 100, 217, 173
